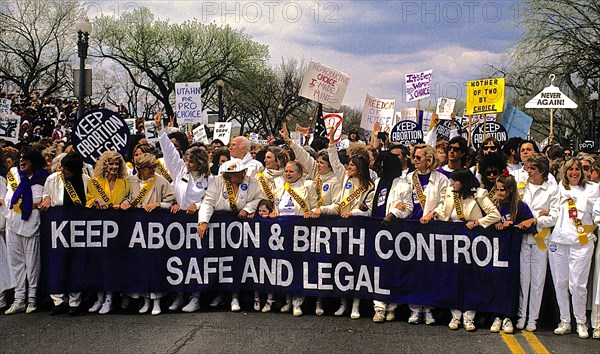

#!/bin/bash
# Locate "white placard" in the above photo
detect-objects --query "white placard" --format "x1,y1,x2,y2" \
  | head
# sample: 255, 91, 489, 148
175, 82, 203, 124
124, 119, 136, 135
0, 98, 11, 117
323, 113, 344, 143
193, 124, 210, 145
436, 98, 456, 119
144, 120, 159, 142
299, 60, 351, 110
525, 84, 578, 109
360, 95, 395, 132
405, 69, 433, 102
213, 122, 232, 145
0, 114, 20, 143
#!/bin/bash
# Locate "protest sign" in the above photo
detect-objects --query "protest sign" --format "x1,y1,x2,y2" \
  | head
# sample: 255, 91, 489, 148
213, 122, 232, 145
192, 124, 210, 145
41, 208, 521, 315
323, 112, 343, 143
405, 70, 433, 102
0, 114, 20, 144
436, 97, 456, 119
124, 118, 136, 135
436, 119, 462, 141
175, 82, 203, 124
360, 95, 395, 132
466, 78, 505, 115
396, 108, 418, 122
144, 120, 159, 143
299, 61, 351, 110
71, 109, 131, 165
471, 121, 508, 149
500, 101, 533, 139
390, 119, 423, 145
525, 83, 578, 109
0, 98, 11, 116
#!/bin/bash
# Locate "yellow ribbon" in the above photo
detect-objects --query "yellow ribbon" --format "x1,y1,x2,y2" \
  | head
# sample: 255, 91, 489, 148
130, 178, 155, 207
412, 172, 426, 211
314, 175, 324, 207
337, 181, 371, 214
257, 171, 275, 203
284, 182, 309, 213
155, 160, 172, 183
224, 179, 239, 212
533, 228, 550, 250
452, 191, 466, 222
59, 172, 83, 206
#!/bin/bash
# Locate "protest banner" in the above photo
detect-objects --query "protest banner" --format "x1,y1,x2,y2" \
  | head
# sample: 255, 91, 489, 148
299, 61, 351, 110
175, 82, 203, 124
471, 121, 508, 149
71, 109, 131, 165
41, 208, 521, 315
144, 120, 159, 143
465, 78, 505, 115
499, 101, 533, 139
360, 95, 395, 132
192, 124, 210, 145
390, 119, 423, 145
0, 114, 20, 144
323, 112, 343, 143
124, 118, 136, 135
213, 122, 232, 144
405, 70, 433, 102
0, 98, 11, 116
436, 97, 456, 119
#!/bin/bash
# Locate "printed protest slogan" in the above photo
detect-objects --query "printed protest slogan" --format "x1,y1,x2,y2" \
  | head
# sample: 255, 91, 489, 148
466, 78, 505, 115
0, 114, 20, 144
299, 61, 351, 110
71, 109, 131, 165
175, 82, 203, 124
213, 122, 232, 145
41, 208, 522, 315
360, 95, 395, 132
405, 70, 433, 102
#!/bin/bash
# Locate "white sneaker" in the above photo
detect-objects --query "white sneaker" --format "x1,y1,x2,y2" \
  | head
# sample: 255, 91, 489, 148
89, 298, 103, 313
526, 323, 537, 332
350, 306, 360, 319
231, 298, 241, 312
182, 297, 200, 313
554, 322, 571, 335
516, 317, 526, 330
593, 328, 600, 339
168, 294, 184, 311
385, 311, 395, 322
464, 320, 476, 332
293, 305, 302, 317
210, 295, 222, 307
490, 317, 502, 333
5, 299, 26, 315
315, 302, 324, 316
151, 299, 161, 315
253, 297, 261, 311
262, 299, 273, 313
26, 303, 36, 314
448, 318, 460, 330
280, 302, 291, 313
139, 298, 151, 314
373, 309, 385, 323
424, 310, 436, 325
99, 300, 112, 315
577, 323, 589, 339
408, 310, 420, 324
502, 318, 514, 334
334, 304, 346, 316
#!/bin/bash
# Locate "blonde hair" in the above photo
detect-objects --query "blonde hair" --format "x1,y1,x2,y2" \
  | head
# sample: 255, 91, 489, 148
93, 151, 128, 179
136, 153, 157, 169
412, 144, 439, 171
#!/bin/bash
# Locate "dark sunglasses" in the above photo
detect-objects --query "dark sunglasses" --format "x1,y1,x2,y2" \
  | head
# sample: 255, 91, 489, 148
446, 146, 462, 152
483, 145, 497, 151
484, 169, 500, 176
582, 165, 591, 172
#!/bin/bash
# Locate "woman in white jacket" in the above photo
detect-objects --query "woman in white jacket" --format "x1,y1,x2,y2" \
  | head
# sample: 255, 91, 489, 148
549, 158, 599, 339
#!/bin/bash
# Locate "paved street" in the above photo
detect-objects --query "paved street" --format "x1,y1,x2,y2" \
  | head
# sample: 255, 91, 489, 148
1, 297, 598, 353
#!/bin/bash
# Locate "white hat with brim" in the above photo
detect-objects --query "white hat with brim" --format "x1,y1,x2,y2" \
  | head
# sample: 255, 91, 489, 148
219, 158, 247, 174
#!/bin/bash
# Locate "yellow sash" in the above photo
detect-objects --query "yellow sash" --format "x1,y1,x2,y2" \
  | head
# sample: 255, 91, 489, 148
224, 179, 239, 212
487, 185, 497, 201
284, 182, 309, 213
7, 170, 21, 213
91, 177, 111, 204
59, 172, 83, 206
337, 181, 371, 214
257, 171, 275, 203
412, 172, 426, 211
565, 184, 594, 245
156, 160, 172, 183
533, 228, 550, 251
314, 175, 324, 207
452, 191, 466, 222
130, 178, 155, 207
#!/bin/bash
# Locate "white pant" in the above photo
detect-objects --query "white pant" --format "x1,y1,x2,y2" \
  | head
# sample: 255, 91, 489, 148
51, 293, 81, 307
374, 301, 398, 312
6, 228, 39, 302
408, 304, 432, 313
451, 309, 476, 321
518, 243, 548, 324
548, 242, 594, 324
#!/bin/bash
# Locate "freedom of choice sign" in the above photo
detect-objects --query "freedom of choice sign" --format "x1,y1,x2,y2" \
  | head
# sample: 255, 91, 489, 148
71, 109, 130, 165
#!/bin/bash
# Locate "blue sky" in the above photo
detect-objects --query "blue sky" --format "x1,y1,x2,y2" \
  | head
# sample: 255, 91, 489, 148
89, 0, 524, 109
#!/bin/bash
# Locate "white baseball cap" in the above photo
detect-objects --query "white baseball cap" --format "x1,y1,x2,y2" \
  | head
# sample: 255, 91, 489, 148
219, 158, 247, 174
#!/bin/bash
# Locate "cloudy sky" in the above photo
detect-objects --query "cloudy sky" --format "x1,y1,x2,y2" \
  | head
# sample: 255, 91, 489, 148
89, 0, 524, 109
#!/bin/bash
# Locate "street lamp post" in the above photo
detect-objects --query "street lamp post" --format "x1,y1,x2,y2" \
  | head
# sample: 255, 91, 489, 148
216, 79, 224, 122
75, 19, 92, 120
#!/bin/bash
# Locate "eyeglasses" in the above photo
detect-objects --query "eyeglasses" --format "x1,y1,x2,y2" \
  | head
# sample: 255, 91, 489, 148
446, 146, 461, 152
483, 145, 497, 151
413, 155, 424, 161
582, 165, 591, 172
141, 164, 157, 170
484, 169, 500, 176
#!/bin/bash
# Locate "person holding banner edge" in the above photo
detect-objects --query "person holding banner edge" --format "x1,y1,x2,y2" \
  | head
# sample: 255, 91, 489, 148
420, 168, 501, 331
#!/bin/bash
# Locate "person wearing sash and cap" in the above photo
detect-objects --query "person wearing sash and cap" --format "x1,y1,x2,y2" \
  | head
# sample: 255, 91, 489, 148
3, 146, 49, 315
421, 168, 500, 332
121, 153, 175, 315
404, 143, 449, 325
154, 111, 213, 313
280, 122, 342, 315
513, 153, 559, 332
311, 123, 375, 320
38, 151, 89, 316
370, 150, 413, 323
270, 161, 318, 317
198, 158, 264, 312
549, 158, 598, 339
85, 151, 130, 315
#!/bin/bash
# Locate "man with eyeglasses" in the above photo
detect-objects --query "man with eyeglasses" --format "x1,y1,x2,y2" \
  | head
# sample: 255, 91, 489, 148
437, 136, 468, 179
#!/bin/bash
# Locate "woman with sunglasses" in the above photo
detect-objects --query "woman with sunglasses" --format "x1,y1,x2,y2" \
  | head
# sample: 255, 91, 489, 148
404, 143, 449, 325
421, 168, 501, 332
548, 158, 599, 338
514, 153, 559, 332
121, 153, 175, 315
311, 123, 375, 320
478, 152, 507, 199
